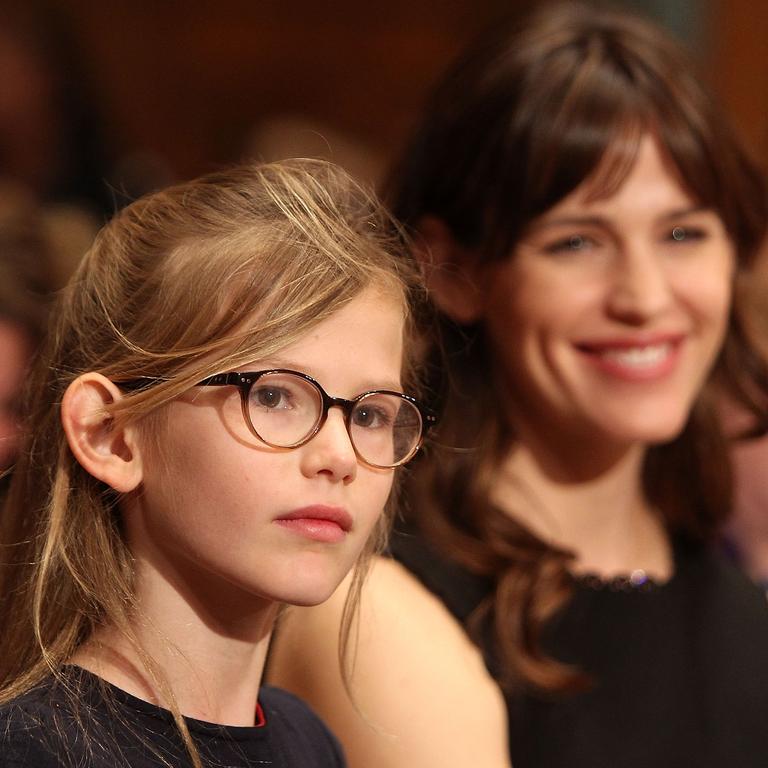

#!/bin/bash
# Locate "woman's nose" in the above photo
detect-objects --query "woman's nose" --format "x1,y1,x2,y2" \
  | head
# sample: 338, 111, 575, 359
605, 243, 673, 323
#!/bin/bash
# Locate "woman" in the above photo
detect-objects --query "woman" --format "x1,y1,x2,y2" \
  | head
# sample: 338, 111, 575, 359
0, 159, 432, 766
268, 5, 768, 768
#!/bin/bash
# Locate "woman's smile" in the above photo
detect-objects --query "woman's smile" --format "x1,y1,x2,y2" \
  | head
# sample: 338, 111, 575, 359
573, 333, 685, 381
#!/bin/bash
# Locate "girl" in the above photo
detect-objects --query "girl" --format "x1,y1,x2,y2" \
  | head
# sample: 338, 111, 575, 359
0, 159, 431, 767
268, 5, 768, 768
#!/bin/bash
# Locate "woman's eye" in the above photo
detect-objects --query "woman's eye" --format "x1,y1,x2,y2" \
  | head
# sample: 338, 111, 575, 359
544, 234, 596, 255
668, 225, 706, 243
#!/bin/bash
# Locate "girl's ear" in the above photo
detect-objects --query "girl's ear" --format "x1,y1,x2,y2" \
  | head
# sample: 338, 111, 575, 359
415, 216, 485, 324
61, 373, 143, 493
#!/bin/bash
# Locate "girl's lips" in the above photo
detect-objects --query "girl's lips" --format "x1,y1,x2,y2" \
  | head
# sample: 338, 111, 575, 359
574, 335, 685, 381
274, 506, 352, 543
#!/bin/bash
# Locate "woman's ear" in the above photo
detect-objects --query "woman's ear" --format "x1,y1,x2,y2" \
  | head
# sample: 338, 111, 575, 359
61, 373, 143, 493
415, 216, 485, 324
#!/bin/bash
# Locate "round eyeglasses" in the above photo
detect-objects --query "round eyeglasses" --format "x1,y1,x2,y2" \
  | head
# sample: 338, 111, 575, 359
197, 369, 435, 469
123, 369, 435, 469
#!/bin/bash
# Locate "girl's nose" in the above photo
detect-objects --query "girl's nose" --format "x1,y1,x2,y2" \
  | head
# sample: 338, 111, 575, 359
299, 408, 358, 483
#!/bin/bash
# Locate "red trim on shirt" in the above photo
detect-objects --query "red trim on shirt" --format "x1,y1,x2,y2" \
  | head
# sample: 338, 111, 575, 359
254, 701, 266, 727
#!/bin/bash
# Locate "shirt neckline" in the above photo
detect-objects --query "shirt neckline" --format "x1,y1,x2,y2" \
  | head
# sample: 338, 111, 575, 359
63, 665, 269, 738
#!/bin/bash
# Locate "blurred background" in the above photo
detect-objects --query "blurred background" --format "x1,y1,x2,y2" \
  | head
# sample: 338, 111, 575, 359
0, 0, 765, 215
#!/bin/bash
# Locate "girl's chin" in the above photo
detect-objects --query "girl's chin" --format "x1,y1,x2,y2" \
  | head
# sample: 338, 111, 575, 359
264, 572, 347, 608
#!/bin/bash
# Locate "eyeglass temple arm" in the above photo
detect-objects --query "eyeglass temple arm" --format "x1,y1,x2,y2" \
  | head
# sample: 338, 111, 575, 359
196, 373, 252, 387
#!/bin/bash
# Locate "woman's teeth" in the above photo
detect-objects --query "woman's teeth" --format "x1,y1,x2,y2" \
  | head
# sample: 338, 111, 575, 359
599, 343, 672, 368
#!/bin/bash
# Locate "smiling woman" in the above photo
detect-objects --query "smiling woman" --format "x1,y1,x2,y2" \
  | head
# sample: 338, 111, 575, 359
488, 135, 734, 451
0, 159, 428, 767
266, 4, 768, 768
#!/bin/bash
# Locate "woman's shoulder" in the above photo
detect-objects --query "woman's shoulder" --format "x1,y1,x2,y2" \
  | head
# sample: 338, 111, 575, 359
268, 557, 509, 768
272, 555, 492, 672
388, 522, 494, 624
676, 538, 768, 614
681, 542, 768, 671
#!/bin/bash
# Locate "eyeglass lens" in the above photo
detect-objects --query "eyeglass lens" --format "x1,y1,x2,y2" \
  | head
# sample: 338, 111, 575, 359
245, 372, 422, 467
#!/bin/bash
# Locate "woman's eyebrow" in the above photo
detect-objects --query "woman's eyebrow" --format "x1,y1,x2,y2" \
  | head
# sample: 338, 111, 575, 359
527, 215, 609, 232
529, 206, 712, 233
656, 205, 710, 221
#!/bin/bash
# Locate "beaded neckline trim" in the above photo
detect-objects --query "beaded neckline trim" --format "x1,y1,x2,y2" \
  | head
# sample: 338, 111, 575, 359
574, 568, 660, 593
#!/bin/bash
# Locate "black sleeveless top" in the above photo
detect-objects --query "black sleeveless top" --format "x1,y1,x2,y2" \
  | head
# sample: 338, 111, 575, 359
391, 527, 768, 768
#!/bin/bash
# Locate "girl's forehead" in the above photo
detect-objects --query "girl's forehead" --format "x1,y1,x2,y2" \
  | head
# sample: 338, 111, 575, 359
223, 284, 406, 362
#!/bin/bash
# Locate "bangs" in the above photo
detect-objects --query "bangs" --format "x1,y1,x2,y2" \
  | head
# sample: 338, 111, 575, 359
479, 37, 659, 258
391, 3, 767, 268
521, 44, 647, 210
480, 17, 765, 264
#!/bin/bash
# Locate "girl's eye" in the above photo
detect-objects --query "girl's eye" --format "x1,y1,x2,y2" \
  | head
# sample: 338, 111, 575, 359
351, 404, 392, 429
543, 233, 597, 255
668, 225, 706, 243
253, 386, 291, 409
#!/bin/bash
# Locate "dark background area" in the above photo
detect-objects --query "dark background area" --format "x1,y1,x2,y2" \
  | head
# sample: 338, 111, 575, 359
2, 0, 767, 214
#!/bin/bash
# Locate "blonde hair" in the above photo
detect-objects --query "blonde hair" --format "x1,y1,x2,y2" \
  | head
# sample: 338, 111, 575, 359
0, 158, 423, 765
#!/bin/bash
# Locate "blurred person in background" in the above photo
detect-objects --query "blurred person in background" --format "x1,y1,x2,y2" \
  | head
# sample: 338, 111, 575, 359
268, 4, 768, 767
729, 437, 768, 591
0, 310, 34, 474
0, 182, 93, 486
725, 256, 768, 590
0, 6, 115, 216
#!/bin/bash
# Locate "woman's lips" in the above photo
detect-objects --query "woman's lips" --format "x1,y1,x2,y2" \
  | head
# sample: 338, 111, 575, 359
274, 506, 352, 543
574, 335, 685, 381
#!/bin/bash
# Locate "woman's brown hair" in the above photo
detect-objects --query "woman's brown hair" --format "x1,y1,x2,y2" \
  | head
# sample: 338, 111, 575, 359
0, 158, 423, 765
388, 1, 768, 692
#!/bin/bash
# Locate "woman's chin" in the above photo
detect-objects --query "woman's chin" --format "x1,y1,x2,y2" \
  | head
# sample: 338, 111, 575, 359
602, 417, 689, 448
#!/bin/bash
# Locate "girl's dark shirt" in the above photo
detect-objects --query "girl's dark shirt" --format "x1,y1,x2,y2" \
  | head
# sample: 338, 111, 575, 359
391, 526, 768, 768
0, 667, 345, 767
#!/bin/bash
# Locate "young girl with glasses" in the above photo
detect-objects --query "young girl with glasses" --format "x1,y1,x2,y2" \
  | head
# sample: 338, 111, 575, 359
0, 159, 430, 767
269, 5, 768, 768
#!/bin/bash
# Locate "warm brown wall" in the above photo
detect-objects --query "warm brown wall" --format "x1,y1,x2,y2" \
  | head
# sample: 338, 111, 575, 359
51, 1, 511, 182
709, 0, 768, 169
23, 1, 768, 188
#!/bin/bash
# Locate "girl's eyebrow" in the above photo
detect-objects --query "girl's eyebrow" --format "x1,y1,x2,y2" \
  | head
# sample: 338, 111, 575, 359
250, 358, 403, 393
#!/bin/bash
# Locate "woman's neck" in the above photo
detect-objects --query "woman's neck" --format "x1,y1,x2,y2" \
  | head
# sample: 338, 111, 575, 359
492, 435, 673, 581
73, 555, 279, 727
